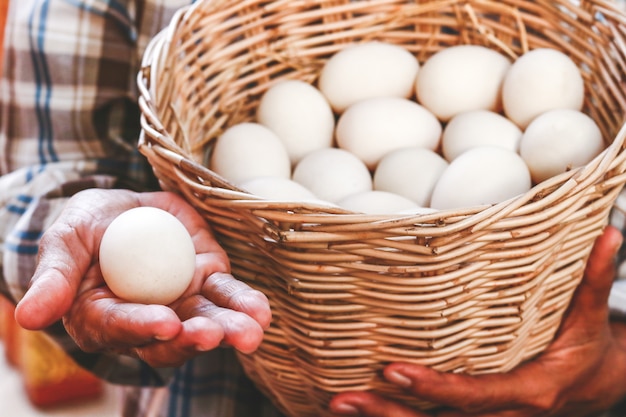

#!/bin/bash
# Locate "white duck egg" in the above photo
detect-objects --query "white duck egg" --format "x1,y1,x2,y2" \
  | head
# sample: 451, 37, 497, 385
237, 176, 318, 201
415, 45, 512, 121
99, 207, 196, 305
519, 109, 604, 184
441, 110, 523, 161
396, 206, 440, 215
257, 79, 335, 164
373, 147, 448, 207
337, 190, 420, 214
430, 146, 532, 210
335, 97, 442, 169
292, 148, 372, 203
502, 48, 584, 128
210, 122, 291, 184
318, 41, 420, 113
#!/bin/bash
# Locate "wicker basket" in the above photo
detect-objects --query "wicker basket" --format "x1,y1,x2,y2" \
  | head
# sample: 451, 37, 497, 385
138, 1, 626, 415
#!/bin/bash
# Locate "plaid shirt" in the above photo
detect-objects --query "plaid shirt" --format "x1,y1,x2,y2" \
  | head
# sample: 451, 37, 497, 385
0, 1, 624, 417
0, 0, 282, 416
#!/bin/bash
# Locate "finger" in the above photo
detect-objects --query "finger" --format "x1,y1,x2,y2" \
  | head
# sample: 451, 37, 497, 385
435, 409, 529, 417
569, 225, 622, 321
133, 316, 226, 368
382, 364, 541, 414
63, 289, 183, 352
548, 225, 622, 350
175, 294, 266, 354
15, 221, 89, 329
201, 272, 272, 329
329, 391, 431, 417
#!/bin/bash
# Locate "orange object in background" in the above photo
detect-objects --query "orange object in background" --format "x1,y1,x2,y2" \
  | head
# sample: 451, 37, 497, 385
0, 296, 8, 339
0, 296, 7, 339
19, 329, 104, 408
0, 0, 7, 71
1, 296, 20, 367
1, 296, 103, 408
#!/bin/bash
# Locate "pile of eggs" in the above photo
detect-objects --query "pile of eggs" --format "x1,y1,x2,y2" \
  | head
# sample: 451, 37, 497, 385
208, 42, 605, 215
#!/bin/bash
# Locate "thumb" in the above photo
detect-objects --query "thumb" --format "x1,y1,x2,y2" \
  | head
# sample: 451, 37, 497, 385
15, 270, 76, 330
15, 226, 89, 330
382, 362, 540, 412
564, 225, 622, 326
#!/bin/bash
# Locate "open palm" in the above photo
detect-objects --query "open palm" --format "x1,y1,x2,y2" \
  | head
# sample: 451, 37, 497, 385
15, 189, 271, 368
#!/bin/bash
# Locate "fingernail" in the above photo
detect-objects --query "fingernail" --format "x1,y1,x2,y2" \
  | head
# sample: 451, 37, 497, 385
332, 403, 360, 415
387, 370, 412, 388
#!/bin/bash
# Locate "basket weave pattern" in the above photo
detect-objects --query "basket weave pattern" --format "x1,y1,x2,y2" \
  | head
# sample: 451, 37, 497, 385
138, 1, 626, 415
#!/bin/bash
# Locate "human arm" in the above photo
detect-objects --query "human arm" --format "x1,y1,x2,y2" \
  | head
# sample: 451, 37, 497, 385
329, 225, 626, 417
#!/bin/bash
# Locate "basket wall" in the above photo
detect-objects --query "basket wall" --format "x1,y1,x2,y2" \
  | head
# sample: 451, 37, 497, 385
138, 1, 626, 416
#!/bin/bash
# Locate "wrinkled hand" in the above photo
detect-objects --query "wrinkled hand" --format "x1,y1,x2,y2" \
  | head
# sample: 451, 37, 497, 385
329, 225, 626, 417
15, 189, 271, 368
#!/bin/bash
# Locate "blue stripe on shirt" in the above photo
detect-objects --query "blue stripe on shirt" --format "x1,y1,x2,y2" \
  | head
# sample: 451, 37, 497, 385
63, 0, 136, 42
63, 0, 130, 20
14, 230, 43, 241
5, 242, 40, 256
169, 360, 194, 417
6, 195, 35, 215
167, 356, 249, 417
29, 0, 58, 165
8, 227, 43, 255
7, 205, 27, 215
25, 165, 46, 182
16, 194, 34, 204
